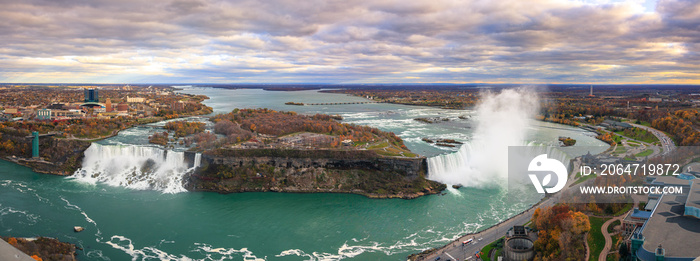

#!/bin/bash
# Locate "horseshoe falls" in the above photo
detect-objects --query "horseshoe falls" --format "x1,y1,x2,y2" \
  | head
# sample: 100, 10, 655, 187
427, 88, 541, 186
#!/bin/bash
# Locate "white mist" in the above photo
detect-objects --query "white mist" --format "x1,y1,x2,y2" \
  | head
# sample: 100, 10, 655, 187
427, 88, 540, 187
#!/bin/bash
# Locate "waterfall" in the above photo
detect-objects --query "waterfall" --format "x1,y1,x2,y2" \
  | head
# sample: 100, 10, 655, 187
426, 88, 542, 187
428, 142, 573, 187
194, 152, 202, 168
72, 143, 201, 193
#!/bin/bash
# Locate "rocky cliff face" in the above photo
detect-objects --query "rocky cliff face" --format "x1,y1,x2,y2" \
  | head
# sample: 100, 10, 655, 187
184, 149, 445, 199
0, 134, 91, 175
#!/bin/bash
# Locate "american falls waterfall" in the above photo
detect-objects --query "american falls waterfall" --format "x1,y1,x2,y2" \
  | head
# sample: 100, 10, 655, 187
72, 143, 202, 193
426, 88, 546, 187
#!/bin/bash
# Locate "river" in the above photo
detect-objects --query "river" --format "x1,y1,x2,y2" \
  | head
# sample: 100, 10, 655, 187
0, 87, 607, 260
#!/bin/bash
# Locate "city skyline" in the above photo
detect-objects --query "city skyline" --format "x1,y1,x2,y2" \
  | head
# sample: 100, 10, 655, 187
1, 0, 698, 84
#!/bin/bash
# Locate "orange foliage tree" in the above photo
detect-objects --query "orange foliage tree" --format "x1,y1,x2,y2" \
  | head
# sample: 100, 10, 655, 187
531, 205, 590, 260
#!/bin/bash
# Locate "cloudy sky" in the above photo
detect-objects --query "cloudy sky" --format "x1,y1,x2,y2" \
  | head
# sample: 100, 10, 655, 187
1, 0, 698, 84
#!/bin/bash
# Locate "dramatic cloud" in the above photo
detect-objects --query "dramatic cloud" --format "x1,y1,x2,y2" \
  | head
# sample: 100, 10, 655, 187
0, 0, 698, 84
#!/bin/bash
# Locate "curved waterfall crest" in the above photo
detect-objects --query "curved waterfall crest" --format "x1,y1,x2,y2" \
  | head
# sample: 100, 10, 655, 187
72, 143, 201, 193
427, 88, 545, 187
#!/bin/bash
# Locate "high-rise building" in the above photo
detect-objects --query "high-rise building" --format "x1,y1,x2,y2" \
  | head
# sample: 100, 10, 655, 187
84, 88, 99, 103
105, 98, 113, 112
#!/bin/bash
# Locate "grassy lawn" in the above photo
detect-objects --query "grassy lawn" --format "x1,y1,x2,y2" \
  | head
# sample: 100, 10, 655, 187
403, 152, 418, 158
494, 248, 503, 260
608, 220, 621, 234
588, 216, 610, 261
352, 141, 370, 147
573, 172, 597, 186
480, 237, 504, 261
614, 128, 659, 143
612, 134, 624, 144
368, 141, 417, 157
638, 201, 647, 210
612, 146, 627, 155
635, 149, 653, 157
367, 141, 389, 149
613, 203, 633, 216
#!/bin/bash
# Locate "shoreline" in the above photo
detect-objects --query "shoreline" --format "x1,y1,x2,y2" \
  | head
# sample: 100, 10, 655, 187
186, 186, 439, 199
408, 194, 552, 260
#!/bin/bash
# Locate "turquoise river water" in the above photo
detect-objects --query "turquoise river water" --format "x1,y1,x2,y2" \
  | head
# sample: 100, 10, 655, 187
0, 87, 607, 260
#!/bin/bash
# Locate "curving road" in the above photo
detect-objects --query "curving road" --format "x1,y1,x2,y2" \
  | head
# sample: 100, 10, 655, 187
630, 123, 676, 155
418, 122, 672, 261
420, 194, 561, 261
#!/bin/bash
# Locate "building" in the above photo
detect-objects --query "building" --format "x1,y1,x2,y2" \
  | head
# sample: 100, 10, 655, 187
85, 88, 98, 102
47, 103, 66, 110
622, 207, 652, 237
685, 180, 700, 219
116, 103, 128, 112
84, 88, 99, 103
105, 98, 113, 112
503, 226, 535, 261
126, 96, 145, 103
600, 119, 632, 131
51, 109, 84, 120
36, 109, 51, 120
627, 176, 700, 260
3, 108, 18, 115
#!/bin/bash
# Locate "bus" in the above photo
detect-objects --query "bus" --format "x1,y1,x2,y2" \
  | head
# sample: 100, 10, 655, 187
462, 238, 473, 245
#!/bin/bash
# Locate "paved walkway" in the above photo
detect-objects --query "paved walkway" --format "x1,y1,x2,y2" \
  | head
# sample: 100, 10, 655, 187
0, 239, 35, 261
584, 232, 590, 261
599, 214, 625, 261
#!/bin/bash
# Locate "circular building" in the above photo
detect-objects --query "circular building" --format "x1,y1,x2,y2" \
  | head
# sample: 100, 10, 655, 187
504, 236, 534, 261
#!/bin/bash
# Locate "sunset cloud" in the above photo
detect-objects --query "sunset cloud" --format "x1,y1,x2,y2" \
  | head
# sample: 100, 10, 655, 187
0, 0, 698, 84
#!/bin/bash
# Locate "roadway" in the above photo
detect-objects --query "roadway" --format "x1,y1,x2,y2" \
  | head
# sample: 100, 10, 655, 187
422, 154, 618, 261
420, 123, 674, 261
423, 194, 558, 261
630, 123, 676, 155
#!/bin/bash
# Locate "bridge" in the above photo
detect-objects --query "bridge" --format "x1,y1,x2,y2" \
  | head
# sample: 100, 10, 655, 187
288, 101, 383, 106
24, 133, 59, 139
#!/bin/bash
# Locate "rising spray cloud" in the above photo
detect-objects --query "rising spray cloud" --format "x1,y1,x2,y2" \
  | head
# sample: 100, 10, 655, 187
427, 88, 540, 186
